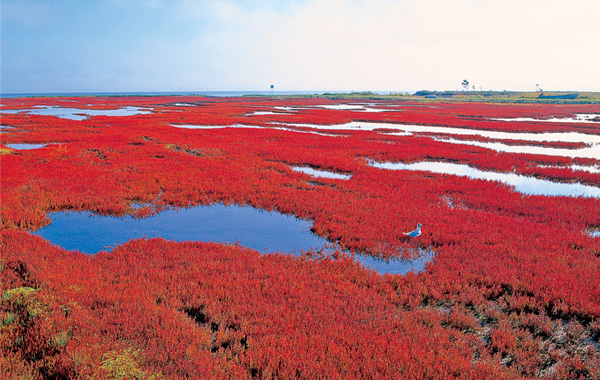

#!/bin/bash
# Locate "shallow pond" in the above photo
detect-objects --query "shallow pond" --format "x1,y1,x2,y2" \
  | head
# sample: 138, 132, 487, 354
171, 103, 198, 107
32, 204, 429, 275
570, 165, 600, 174
435, 137, 600, 160
5, 143, 48, 150
538, 164, 600, 174
279, 121, 600, 144
370, 160, 600, 198
291, 166, 352, 180
0, 105, 152, 120
313, 104, 395, 113
358, 250, 432, 274
273, 106, 303, 112
274, 121, 600, 159
493, 114, 600, 123
246, 111, 290, 116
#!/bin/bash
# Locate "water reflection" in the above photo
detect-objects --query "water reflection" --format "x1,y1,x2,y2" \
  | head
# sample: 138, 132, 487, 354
246, 111, 290, 116
271, 103, 400, 113
358, 249, 432, 274
274, 106, 303, 112
32, 204, 430, 275
275, 120, 600, 161
370, 160, 600, 198
171, 103, 198, 107
314, 104, 395, 113
434, 137, 600, 160
0, 106, 152, 120
277, 121, 600, 144
570, 165, 600, 174
493, 114, 600, 123
5, 143, 47, 150
539, 164, 600, 174
291, 166, 352, 180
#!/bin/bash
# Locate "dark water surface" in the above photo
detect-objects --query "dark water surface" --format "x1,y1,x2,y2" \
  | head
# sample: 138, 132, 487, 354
32, 204, 430, 275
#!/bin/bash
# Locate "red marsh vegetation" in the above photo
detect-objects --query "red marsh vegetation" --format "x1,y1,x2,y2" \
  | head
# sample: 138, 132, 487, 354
1, 96, 600, 379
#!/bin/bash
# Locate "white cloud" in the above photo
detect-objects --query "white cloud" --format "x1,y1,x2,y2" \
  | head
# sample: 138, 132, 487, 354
3, 0, 599, 92
175, 0, 600, 91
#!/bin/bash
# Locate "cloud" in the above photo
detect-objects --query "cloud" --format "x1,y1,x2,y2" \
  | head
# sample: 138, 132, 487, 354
184, 0, 600, 91
2, 0, 599, 92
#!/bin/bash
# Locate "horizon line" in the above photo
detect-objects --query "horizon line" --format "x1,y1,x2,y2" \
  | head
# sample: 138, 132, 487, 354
3, 89, 598, 97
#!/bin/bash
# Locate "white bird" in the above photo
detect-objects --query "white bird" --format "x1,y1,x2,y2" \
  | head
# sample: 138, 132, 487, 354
403, 223, 422, 237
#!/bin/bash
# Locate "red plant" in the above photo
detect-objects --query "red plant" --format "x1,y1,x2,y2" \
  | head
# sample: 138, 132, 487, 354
1, 96, 599, 379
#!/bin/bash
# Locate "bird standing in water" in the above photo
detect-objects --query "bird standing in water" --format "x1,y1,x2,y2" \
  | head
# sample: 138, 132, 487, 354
403, 223, 422, 237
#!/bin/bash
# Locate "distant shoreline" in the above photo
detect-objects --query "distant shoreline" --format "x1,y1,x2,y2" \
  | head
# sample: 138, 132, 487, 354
2, 90, 599, 104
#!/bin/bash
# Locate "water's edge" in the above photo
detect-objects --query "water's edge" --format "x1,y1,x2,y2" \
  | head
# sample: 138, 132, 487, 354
31, 204, 431, 275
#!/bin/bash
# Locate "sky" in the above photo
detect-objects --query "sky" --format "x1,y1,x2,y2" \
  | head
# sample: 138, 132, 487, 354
2, 0, 599, 94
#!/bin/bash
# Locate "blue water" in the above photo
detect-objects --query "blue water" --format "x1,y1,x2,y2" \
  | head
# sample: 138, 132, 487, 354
5, 143, 48, 150
357, 250, 432, 274
31, 204, 430, 275
34, 205, 320, 254
370, 160, 600, 198
0, 106, 151, 121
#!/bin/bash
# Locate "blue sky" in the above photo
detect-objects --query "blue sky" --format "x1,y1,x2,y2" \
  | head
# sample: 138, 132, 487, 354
2, 0, 599, 93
